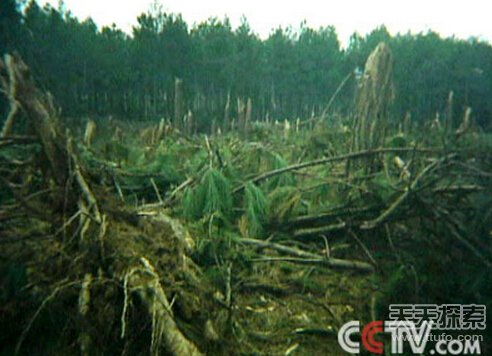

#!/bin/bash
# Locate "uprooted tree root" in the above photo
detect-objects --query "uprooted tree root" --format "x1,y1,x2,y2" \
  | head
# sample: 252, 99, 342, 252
0, 53, 217, 355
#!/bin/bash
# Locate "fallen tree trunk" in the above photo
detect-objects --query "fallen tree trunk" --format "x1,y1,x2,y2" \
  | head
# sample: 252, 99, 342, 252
292, 222, 348, 240
233, 147, 436, 193
122, 257, 204, 356
287, 205, 382, 230
240, 237, 375, 273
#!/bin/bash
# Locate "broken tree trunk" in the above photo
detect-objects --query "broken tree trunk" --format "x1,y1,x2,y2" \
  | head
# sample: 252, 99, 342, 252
351, 42, 394, 170
233, 147, 435, 194
240, 237, 374, 273
237, 97, 246, 137
83, 119, 97, 147
184, 110, 194, 136
122, 257, 204, 356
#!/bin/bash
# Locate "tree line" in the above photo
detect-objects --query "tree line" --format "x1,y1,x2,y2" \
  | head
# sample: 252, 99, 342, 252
1, 0, 492, 130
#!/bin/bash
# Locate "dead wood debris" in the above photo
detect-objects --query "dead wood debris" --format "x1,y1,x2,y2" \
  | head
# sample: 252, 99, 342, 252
0, 53, 205, 355
1, 51, 490, 355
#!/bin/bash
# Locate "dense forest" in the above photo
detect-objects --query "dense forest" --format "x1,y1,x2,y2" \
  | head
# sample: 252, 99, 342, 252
1, 1, 492, 355
1, 0, 492, 128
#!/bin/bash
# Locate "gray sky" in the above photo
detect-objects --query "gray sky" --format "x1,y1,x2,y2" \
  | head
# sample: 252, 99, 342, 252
39, 0, 491, 46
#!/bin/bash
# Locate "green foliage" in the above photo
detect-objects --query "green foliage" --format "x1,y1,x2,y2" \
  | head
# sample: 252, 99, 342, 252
1, 262, 27, 301
234, 143, 264, 174
267, 186, 303, 224
458, 132, 492, 151
385, 133, 408, 147
0, 0, 22, 56
305, 124, 351, 157
368, 172, 396, 203
374, 266, 418, 319
102, 141, 130, 164
141, 152, 182, 181
183, 168, 233, 221
266, 153, 295, 189
242, 182, 268, 238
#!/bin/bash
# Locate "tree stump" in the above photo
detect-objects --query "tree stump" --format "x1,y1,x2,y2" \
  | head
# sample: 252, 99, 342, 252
352, 42, 394, 168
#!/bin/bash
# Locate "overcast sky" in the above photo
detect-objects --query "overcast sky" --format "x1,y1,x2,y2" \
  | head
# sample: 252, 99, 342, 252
38, 0, 491, 46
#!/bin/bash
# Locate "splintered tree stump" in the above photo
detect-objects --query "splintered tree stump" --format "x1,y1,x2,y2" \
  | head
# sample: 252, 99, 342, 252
237, 97, 246, 136
352, 42, 394, 168
83, 119, 97, 147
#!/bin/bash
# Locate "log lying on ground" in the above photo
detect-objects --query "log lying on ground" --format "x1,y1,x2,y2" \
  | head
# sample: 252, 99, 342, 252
122, 257, 204, 356
233, 147, 436, 193
240, 237, 375, 273
287, 205, 382, 230
360, 155, 450, 229
0, 135, 37, 147
292, 222, 348, 240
